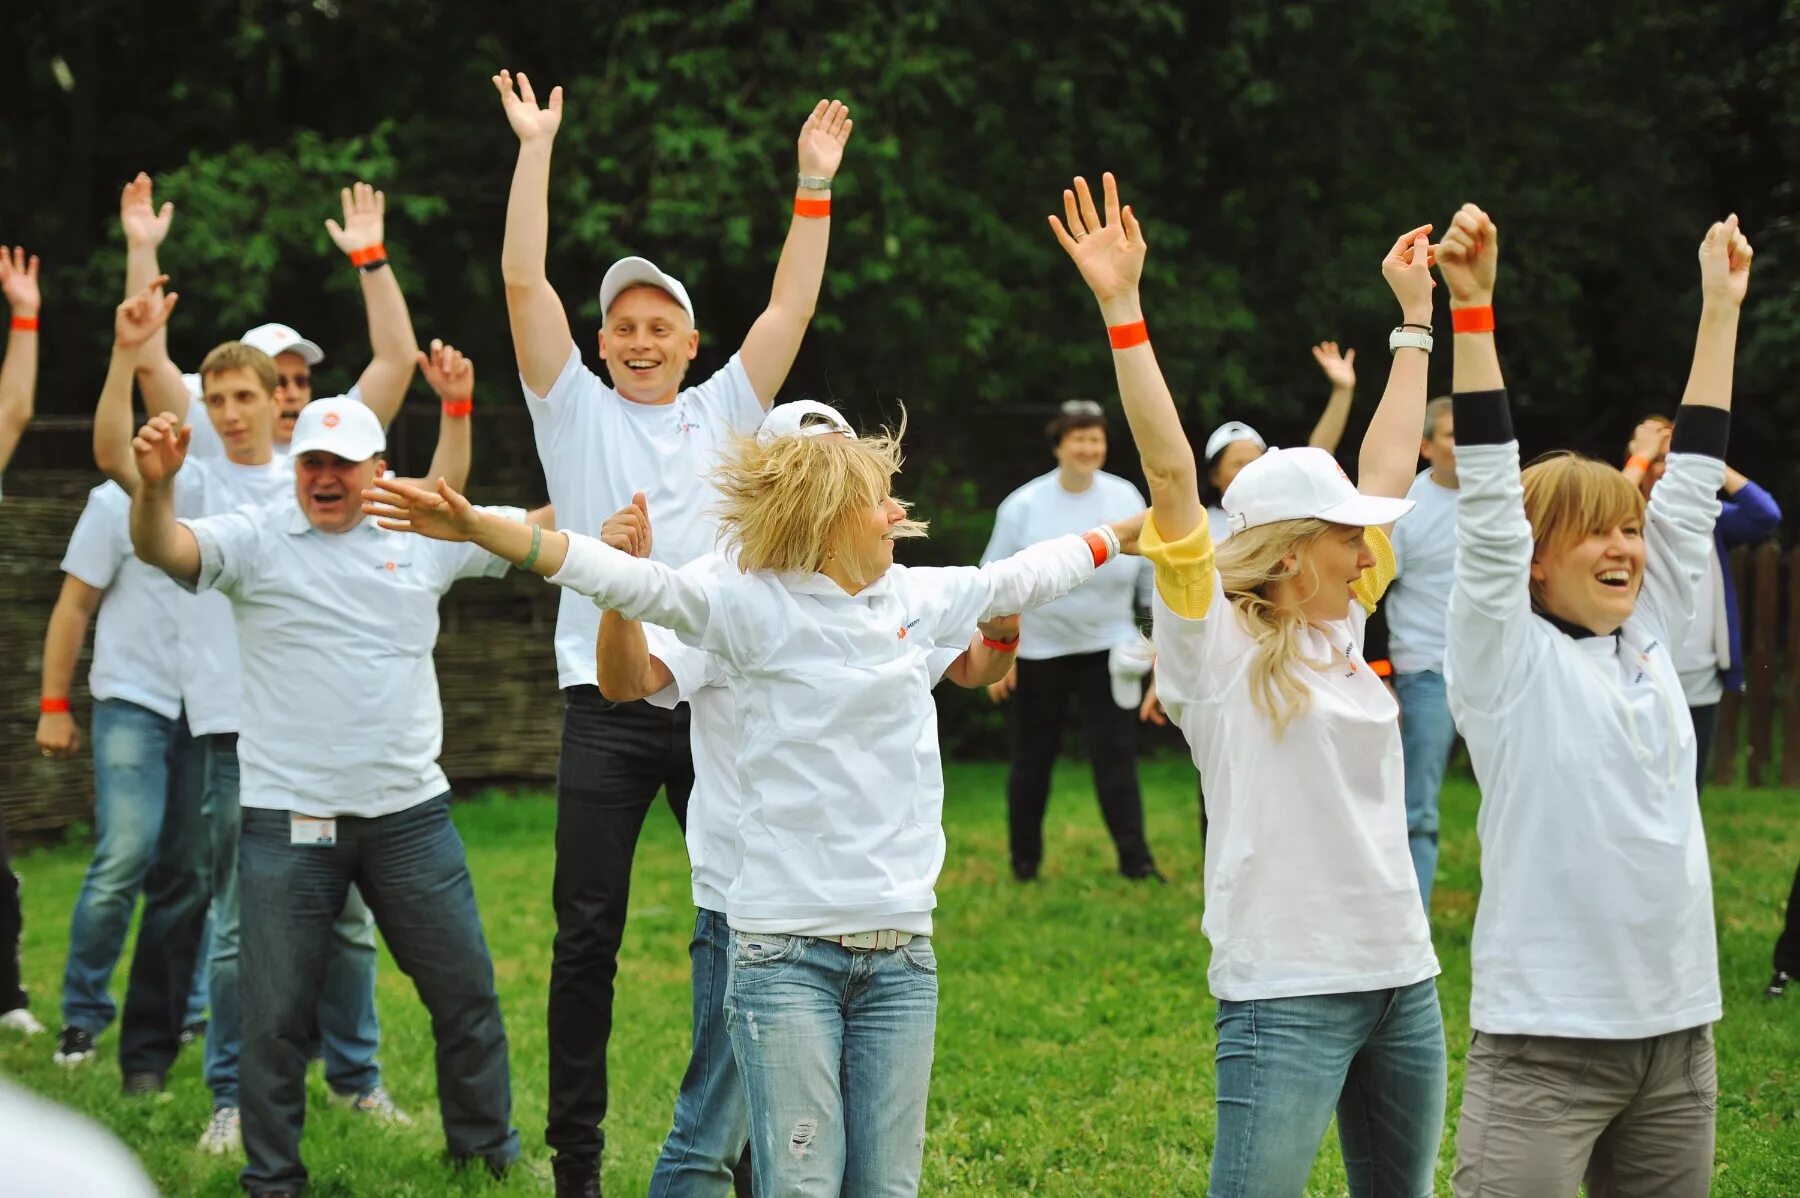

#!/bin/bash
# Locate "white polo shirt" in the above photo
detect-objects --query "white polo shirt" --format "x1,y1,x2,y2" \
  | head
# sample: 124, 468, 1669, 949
548, 531, 1098, 934
61, 482, 188, 722
524, 345, 764, 689
1386, 470, 1459, 674
183, 503, 522, 817
981, 470, 1151, 660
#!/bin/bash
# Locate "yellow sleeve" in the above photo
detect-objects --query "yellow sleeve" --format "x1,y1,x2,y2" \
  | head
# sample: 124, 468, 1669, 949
1140, 510, 1216, 619
1350, 526, 1397, 614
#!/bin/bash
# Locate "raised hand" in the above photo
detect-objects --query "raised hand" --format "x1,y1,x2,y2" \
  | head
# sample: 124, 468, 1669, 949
1380, 225, 1436, 325
1436, 203, 1497, 307
131, 412, 191, 487
324, 181, 385, 256
114, 275, 179, 350
417, 338, 474, 401
1049, 173, 1145, 312
1628, 419, 1671, 465
797, 99, 853, 182
1699, 214, 1753, 309
493, 69, 563, 144
0, 246, 41, 316
1312, 341, 1356, 390
119, 173, 174, 249
361, 476, 482, 541
600, 491, 653, 558
1110, 509, 1149, 556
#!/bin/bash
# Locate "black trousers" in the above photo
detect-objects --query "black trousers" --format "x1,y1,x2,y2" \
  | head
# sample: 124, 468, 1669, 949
1775, 858, 1800, 977
1006, 651, 1154, 877
1690, 702, 1719, 793
0, 810, 24, 1013
546, 688, 694, 1161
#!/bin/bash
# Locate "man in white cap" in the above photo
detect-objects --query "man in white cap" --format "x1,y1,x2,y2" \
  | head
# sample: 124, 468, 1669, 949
126, 395, 536, 1197
493, 69, 856, 1192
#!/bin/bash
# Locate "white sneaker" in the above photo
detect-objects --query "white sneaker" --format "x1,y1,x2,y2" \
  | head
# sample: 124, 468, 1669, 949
0, 1008, 45, 1037
197, 1105, 241, 1155
331, 1083, 413, 1126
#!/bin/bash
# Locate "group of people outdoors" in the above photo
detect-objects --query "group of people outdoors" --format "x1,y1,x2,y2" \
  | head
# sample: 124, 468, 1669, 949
0, 71, 1794, 1198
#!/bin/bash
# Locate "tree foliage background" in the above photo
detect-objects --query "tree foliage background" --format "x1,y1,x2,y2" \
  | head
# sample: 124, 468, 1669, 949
6, 0, 1800, 555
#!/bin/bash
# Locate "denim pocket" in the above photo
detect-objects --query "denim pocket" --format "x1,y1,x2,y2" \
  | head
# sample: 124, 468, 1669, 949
1471, 1033, 1588, 1124
730, 932, 804, 986
898, 938, 938, 977
1686, 1024, 1718, 1112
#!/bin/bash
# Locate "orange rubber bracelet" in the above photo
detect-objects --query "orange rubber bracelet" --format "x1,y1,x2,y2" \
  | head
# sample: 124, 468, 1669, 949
1450, 306, 1495, 334
1369, 659, 1394, 679
40, 697, 70, 714
442, 398, 473, 418
348, 244, 387, 268
11, 315, 39, 332
1107, 320, 1149, 349
793, 198, 832, 218
1082, 530, 1110, 567
1626, 455, 1652, 474
980, 634, 1020, 653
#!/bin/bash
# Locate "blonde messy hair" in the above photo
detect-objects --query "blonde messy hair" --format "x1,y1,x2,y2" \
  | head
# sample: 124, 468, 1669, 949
198, 341, 278, 395
1216, 517, 1343, 735
712, 421, 928, 580
1521, 452, 1646, 609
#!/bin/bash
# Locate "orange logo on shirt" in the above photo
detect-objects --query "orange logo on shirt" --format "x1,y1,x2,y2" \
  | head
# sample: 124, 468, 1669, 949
384, 561, 396, 572
897, 626, 908, 639
323, 412, 341, 429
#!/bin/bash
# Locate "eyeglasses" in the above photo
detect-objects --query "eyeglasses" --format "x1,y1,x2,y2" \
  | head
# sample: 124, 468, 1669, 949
279, 374, 312, 390
1060, 399, 1104, 417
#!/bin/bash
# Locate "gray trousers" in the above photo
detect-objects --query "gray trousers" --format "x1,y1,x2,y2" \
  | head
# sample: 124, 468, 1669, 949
1453, 1025, 1716, 1197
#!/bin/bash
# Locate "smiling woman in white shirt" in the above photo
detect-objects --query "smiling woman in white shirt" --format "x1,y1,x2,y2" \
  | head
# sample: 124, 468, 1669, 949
1050, 172, 1444, 1196
1439, 206, 1750, 1198
363, 415, 1142, 1198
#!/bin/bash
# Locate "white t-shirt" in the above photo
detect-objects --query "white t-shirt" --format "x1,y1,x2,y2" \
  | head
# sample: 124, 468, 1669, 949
1446, 438, 1722, 1038
981, 471, 1150, 659
1144, 519, 1439, 1003
1675, 549, 1726, 706
524, 346, 764, 688
60, 483, 188, 721
548, 532, 1098, 935
0, 1079, 158, 1197
1386, 470, 1459, 674
184, 504, 521, 817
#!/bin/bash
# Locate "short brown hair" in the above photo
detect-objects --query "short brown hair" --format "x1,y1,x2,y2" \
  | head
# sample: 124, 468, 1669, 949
1423, 396, 1454, 438
1521, 451, 1646, 605
1046, 398, 1107, 446
198, 342, 278, 395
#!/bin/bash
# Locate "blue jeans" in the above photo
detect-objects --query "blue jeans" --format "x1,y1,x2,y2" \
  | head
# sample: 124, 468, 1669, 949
651, 908, 752, 1196
1394, 671, 1456, 911
238, 796, 518, 1195
725, 931, 937, 1198
59, 699, 209, 1075
1209, 978, 1447, 1198
199, 733, 381, 1109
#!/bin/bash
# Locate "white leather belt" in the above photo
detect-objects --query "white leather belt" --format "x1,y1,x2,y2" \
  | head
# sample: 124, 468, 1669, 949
834, 930, 913, 951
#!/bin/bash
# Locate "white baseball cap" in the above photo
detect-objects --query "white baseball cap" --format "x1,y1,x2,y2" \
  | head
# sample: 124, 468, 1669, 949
240, 323, 325, 365
598, 257, 696, 326
1222, 446, 1413, 534
758, 400, 857, 443
1205, 420, 1266, 462
288, 396, 385, 462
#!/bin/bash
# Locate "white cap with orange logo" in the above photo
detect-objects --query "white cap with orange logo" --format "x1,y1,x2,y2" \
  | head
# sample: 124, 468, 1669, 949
288, 397, 384, 462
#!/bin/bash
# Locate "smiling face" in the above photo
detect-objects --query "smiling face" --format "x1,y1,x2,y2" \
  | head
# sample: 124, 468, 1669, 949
273, 350, 313, 442
1210, 438, 1265, 498
1291, 523, 1376, 623
295, 451, 385, 533
202, 367, 279, 465
598, 286, 699, 404
1532, 525, 1646, 635
832, 495, 908, 586
1054, 426, 1107, 481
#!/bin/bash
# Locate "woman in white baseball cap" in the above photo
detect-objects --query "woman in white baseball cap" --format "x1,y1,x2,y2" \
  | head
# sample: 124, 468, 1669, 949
1052, 171, 1443, 1195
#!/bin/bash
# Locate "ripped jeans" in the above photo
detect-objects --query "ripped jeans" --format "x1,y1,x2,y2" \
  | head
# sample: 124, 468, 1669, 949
724, 931, 937, 1197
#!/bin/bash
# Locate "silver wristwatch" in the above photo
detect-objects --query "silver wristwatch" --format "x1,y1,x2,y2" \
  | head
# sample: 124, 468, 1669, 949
1388, 327, 1434, 355
796, 172, 833, 191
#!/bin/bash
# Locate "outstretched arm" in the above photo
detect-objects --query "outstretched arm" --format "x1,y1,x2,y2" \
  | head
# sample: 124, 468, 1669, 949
736, 100, 854, 406
1357, 227, 1436, 505
494, 70, 575, 396
945, 613, 1020, 690
118, 174, 192, 427
0, 246, 40, 473
404, 339, 475, 491
1678, 215, 1750, 416
1307, 341, 1356, 453
1050, 173, 1202, 540
127, 414, 202, 585
324, 182, 420, 425
95, 278, 181, 493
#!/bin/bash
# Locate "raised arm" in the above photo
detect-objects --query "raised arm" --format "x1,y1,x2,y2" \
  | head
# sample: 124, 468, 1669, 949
404, 339, 475, 491
736, 100, 854, 406
0, 246, 41, 473
36, 575, 103, 758
96, 278, 181, 493
1307, 341, 1356, 453
321, 182, 420, 425
592, 494, 675, 701
494, 70, 575, 396
1357, 226, 1437, 505
127, 414, 202, 585
117, 174, 193, 427
1050, 174, 1202, 540
973, 513, 1144, 621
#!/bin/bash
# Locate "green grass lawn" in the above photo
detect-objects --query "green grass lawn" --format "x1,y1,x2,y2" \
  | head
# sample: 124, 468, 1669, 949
4, 760, 1798, 1195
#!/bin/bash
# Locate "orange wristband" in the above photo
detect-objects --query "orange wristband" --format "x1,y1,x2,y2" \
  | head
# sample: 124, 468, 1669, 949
442, 398, 473, 418
793, 198, 831, 218
40, 697, 70, 714
1082, 530, 1110, 567
1107, 320, 1149, 349
348, 244, 387, 268
1626, 455, 1652, 474
980, 634, 1020, 653
1369, 659, 1394, 679
1450, 306, 1495, 334
11, 315, 38, 332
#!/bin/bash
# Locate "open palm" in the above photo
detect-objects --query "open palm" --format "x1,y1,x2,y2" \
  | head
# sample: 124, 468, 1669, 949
363, 477, 481, 541
1049, 173, 1145, 305
797, 99, 853, 180
494, 70, 563, 144
0, 246, 41, 315
120, 173, 174, 249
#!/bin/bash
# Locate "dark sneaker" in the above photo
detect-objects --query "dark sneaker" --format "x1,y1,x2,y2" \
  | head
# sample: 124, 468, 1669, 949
1125, 864, 1168, 883
179, 1019, 207, 1046
1011, 866, 1039, 883
122, 1070, 166, 1097
1767, 970, 1793, 998
551, 1153, 601, 1198
53, 1025, 96, 1066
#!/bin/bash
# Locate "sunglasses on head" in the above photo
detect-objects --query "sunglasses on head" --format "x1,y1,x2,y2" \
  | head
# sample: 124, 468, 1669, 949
1060, 399, 1104, 417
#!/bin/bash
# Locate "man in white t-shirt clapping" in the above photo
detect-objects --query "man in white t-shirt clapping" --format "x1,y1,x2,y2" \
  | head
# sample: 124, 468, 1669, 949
1385, 395, 1459, 910
128, 397, 532, 1195
493, 68, 853, 1192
